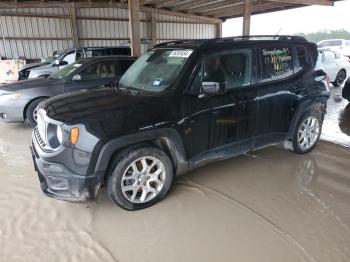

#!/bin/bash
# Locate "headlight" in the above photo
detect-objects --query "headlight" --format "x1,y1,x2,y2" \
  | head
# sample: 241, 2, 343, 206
56, 125, 63, 144
47, 123, 63, 149
0, 93, 21, 101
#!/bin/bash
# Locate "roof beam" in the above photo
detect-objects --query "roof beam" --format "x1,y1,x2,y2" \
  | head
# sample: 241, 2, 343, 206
209, 2, 296, 18
187, 0, 243, 14
267, 0, 333, 6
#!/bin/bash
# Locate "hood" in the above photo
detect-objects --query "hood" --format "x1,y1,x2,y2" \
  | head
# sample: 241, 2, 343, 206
41, 88, 178, 137
29, 63, 53, 73
0, 78, 60, 93
19, 62, 49, 71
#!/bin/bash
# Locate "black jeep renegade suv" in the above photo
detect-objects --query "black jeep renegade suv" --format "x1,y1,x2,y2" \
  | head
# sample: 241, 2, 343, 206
31, 36, 330, 210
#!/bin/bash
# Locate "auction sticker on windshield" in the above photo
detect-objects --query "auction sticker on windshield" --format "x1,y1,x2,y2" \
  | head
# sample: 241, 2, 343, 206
169, 50, 193, 58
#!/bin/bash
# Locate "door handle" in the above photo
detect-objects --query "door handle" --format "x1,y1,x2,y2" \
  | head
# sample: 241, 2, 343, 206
212, 110, 220, 115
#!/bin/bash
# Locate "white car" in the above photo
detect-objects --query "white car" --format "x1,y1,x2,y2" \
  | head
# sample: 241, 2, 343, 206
317, 39, 350, 57
317, 49, 350, 87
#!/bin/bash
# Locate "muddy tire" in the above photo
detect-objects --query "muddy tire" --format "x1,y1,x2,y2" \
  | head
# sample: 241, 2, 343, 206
292, 110, 323, 154
332, 70, 346, 87
25, 98, 46, 127
107, 146, 173, 210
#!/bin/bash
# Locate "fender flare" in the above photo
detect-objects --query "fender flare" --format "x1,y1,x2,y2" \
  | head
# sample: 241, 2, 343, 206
287, 95, 328, 139
91, 128, 188, 177
23, 96, 49, 120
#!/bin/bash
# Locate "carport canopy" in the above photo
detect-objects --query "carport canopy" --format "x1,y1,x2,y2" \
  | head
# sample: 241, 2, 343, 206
0, 0, 338, 56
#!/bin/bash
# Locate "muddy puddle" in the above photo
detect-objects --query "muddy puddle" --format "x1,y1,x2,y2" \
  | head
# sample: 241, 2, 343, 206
0, 90, 350, 261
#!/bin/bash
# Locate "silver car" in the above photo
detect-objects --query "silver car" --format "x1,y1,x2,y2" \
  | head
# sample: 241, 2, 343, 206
1, 56, 136, 126
18, 46, 131, 80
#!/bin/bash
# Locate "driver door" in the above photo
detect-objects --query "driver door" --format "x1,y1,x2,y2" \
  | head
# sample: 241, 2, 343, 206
182, 49, 258, 160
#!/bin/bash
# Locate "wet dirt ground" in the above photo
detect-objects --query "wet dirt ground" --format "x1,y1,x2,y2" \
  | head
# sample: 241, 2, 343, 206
0, 86, 349, 262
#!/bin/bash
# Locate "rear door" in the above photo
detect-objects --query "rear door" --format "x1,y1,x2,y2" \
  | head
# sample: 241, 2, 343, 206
254, 45, 297, 147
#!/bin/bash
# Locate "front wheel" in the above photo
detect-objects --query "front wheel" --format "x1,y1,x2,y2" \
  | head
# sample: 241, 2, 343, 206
332, 70, 346, 87
292, 111, 323, 154
107, 146, 173, 210
25, 98, 46, 127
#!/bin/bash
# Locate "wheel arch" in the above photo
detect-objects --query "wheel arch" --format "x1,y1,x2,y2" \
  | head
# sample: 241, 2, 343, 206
23, 96, 49, 120
91, 128, 188, 182
287, 96, 327, 140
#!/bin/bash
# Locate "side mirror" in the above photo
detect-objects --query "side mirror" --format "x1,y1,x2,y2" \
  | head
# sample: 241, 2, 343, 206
72, 74, 82, 81
314, 69, 327, 82
54, 60, 68, 67
59, 60, 68, 66
201, 82, 225, 95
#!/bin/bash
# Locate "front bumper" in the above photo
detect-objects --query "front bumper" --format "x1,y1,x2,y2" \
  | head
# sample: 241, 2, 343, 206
0, 99, 24, 123
31, 132, 102, 202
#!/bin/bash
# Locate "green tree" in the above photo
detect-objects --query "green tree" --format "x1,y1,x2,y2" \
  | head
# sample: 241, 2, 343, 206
295, 29, 350, 43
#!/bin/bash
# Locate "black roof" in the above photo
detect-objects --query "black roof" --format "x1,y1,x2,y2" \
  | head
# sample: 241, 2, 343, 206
77, 55, 137, 64
154, 35, 310, 50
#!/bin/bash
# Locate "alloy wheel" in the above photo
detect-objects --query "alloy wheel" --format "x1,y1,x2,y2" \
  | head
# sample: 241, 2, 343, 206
33, 108, 38, 122
121, 156, 166, 203
336, 70, 346, 86
297, 116, 320, 151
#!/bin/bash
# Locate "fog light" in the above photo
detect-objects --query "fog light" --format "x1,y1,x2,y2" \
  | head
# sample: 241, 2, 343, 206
47, 176, 69, 191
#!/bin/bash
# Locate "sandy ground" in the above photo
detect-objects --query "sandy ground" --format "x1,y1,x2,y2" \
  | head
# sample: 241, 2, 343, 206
0, 87, 349, 262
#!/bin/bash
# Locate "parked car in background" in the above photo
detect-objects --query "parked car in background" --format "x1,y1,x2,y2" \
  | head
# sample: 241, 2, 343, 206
31, 36, 330, 210
342, 77, 350, 102
18, 46, 131, 80
317, 48, 350, 87
317, 39, 350, 58
0, 56, 136, 126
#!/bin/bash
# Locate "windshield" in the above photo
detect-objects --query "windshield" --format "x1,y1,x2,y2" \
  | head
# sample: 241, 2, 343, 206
49, 62, 82, 80
42, 50, 66, 63
119, 48, 193, 92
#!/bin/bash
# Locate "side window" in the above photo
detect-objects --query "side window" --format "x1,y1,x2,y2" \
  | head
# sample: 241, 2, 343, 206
111, 48, 131, 56
324, 51, 336, 62
61, 51, 76, 64
119, 60, 135, 75
79, 61, 118, 80
296, 46, 308, 72
346, 40, 350, 47
260, 47, 293, 82
76, 50, 84, 61
204, 49, 252, 89
188, 63, 203, 95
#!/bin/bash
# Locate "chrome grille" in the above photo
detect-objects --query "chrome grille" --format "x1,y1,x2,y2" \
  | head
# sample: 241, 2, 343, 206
34, 126, 47, 148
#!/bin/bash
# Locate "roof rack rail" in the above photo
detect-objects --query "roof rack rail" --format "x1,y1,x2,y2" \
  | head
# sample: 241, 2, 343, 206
154, 39, 201, 47
154, 35, 307, 48
211, 35, 307, 42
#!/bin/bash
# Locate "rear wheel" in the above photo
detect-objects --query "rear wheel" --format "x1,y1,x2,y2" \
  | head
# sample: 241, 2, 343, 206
25, 98, 46, 127
292, 110, 323, 154
332, 70, 346, 87
107, 146, 173, 210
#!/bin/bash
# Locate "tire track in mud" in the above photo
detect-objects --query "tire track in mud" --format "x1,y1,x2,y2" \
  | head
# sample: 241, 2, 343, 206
175, 178, 318, 262
0, 185, 117, 262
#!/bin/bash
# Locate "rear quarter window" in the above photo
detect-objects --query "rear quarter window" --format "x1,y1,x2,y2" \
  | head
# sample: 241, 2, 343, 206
259, 47, 294, 82
296, 46, 309, 72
